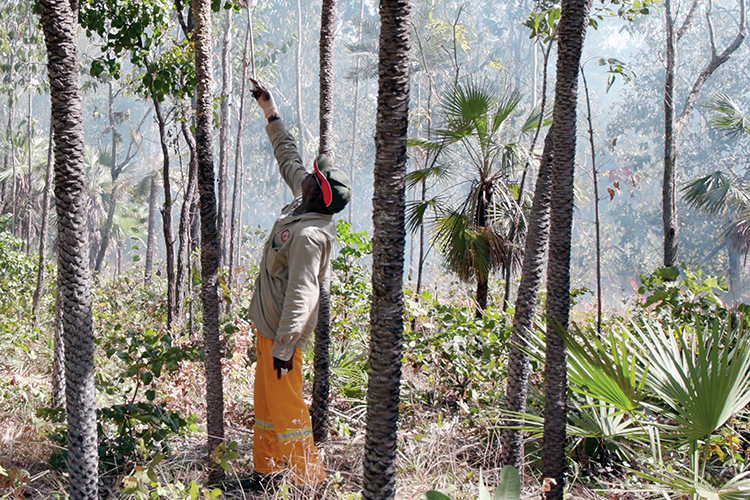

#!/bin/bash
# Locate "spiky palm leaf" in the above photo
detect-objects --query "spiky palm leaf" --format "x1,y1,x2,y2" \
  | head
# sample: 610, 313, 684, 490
630, 319, 750, 442
683, 171, 750, 215
705, 92, 750, 139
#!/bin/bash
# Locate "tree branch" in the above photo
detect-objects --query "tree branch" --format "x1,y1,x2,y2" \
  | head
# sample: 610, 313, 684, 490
676, 0, 703, 42
675, 0, 746, 134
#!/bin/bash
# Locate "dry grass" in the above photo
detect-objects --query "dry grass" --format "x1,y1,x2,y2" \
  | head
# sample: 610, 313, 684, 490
0, 318, 623, 500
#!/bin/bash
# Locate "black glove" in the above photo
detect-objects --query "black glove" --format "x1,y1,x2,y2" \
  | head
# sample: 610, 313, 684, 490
273, 356, 294, 379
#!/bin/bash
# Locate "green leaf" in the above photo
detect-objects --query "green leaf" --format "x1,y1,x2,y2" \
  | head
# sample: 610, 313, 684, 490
495, 466, 521, 500
189, 480, 198, 500
479, 470, 492, 500
422, 492, 453, 500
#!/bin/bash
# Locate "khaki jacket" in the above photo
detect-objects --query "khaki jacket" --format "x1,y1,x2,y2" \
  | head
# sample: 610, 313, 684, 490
247, 119, 335, 361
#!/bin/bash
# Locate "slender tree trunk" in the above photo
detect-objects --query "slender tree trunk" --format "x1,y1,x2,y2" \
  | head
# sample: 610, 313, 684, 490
218, 10, 232, 268
95, 187, 117, 272
144, 172, 158, 285
501, 127, 554, 472
662, 0, 746, 267
9, 88, 17, 237
295, 0, 306, 164
663, 0, 678, 268
581, 68, 602, 333
228, 3, 255, 311
26, 90, 33, 253
347, 0, 365, 225
32, 122, 54, 327
318, 0, 337, 158
311, 0, 338, 445
543, 0, 592, 498
39, 0, 99, 496
362, 0, 410, 496
94, 82, 119, 272
176, 120, 198, 325
153, 97, 177, 329
193, 0, 225, 481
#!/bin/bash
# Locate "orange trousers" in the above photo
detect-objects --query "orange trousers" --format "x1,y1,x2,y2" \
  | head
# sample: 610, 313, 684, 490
253, 333, 325, 485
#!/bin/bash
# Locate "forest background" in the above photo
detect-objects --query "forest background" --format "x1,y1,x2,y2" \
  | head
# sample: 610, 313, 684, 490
3, 0, 750, 497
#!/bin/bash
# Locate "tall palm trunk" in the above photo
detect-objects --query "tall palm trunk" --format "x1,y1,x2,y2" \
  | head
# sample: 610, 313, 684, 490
475, 185, 490, 317
218, 10, 232, 267
32, 121, 54, 327
311, 0, 338, 445
39, 0, 98, 497
193, 0, 224, 481
543, 0, 592, 498
362, 0, 410, 496
52, 284, 66, 409
501, 126, 554, 471
144, 172, 158, 285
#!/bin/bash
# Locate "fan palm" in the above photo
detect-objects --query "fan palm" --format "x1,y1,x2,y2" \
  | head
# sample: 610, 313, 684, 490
409, 80, 538, 316
560, 318, 750, 498
683, 93, 750, 295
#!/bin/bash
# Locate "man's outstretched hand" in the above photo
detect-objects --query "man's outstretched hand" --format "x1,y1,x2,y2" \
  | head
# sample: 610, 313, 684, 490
273, 356, 294, 379
250, 78, 279, 120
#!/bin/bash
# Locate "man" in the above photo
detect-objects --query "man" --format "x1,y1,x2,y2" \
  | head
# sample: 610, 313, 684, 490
246, 78, 351, 488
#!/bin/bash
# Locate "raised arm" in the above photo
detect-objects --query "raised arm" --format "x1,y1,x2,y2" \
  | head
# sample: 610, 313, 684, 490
251, 78, 307, 196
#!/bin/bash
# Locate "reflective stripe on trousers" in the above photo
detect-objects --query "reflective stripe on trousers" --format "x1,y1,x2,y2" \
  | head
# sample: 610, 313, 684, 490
253, 333, 325, 485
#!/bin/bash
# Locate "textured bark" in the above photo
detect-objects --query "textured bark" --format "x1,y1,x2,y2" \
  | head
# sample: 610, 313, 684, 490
311, 0, 338, 444
311, 271, 331, 443
663, 0, 678, 267
144, 173, 158, 285
501, 127, 554, 471
475, 277, 488, 317
543, 0, 592, 498
193, 0, 225, 481
52, 284, 66, 410
153, 97, 177, 329
32, 122, 54, 327
176, 120, 198, 325
362, 0, 410, 496
318, 0, 337, 158
39, 0, 98, 497
218, 10, 232, 267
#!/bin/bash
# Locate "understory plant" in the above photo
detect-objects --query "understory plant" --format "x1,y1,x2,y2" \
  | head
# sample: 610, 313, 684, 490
560, 314, 750, 498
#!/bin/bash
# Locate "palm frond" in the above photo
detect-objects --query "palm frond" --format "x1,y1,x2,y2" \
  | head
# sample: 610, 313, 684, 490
705, 92, 750, 139
405, 198, 439, 233
724, 211, 750, 256
630, 319, 750, 442
559, 323, 648, 412
682, 171, 734, 215
433, 209, 475, 281
491, 88, 523, 135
